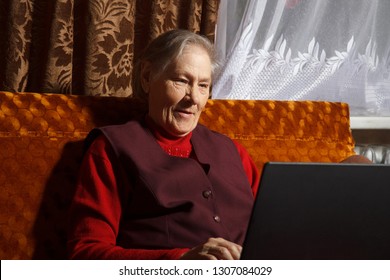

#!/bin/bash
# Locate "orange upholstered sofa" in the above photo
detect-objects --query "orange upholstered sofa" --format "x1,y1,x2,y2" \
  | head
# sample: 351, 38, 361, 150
0, 91, 357, 259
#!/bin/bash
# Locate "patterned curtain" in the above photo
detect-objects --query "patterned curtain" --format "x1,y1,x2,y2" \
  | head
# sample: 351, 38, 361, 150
0, 0, 219, 96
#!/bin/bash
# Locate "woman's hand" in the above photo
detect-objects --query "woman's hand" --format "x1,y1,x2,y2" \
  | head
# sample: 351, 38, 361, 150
180, 237, 242, 260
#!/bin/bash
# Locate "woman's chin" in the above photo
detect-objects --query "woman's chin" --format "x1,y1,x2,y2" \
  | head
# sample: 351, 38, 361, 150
169, 124, 194, 137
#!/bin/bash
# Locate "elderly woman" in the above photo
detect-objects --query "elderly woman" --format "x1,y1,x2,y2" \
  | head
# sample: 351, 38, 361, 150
67, 29, 260, 260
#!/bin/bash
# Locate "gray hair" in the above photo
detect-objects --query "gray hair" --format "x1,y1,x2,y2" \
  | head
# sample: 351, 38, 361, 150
133, 29, 219, 102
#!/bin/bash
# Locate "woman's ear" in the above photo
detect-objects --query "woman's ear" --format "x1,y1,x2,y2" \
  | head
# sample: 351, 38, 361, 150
140, 61, 152, 93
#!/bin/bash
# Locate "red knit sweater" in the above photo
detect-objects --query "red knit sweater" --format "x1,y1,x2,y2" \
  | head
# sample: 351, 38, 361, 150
67, 121, 260, 260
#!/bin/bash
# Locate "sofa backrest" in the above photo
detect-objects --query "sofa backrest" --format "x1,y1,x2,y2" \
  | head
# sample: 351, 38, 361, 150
0, 91, 356, 259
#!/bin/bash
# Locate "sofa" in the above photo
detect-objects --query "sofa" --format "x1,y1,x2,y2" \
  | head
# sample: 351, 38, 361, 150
0, 91, 358, 259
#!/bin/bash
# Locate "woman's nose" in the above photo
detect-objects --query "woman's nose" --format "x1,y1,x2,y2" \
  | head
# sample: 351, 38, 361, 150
186, 85, 200, 104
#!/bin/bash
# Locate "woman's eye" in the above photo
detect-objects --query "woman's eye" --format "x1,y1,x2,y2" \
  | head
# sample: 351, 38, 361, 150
174, 78, 188, 85
199, 83, 209, 89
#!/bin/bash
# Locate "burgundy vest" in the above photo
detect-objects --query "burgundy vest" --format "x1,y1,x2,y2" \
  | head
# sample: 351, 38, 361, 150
91, 120, 254, 249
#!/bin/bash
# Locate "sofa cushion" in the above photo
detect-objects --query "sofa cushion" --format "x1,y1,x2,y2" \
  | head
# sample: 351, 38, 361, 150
202, 99, 356, 177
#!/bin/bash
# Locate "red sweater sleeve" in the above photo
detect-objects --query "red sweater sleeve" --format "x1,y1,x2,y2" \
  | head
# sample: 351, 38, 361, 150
232, 140, 261, 198
67, 135, 189, 259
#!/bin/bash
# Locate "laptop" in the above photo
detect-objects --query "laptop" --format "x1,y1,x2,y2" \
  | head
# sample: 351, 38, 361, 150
241, 162, 390, 260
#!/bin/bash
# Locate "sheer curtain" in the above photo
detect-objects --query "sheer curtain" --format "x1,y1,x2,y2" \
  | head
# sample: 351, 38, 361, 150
213, 0, 390, 117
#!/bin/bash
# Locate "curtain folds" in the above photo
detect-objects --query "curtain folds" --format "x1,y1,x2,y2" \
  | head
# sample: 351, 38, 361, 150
0, 0, 219, 96
213, 0, 390, 116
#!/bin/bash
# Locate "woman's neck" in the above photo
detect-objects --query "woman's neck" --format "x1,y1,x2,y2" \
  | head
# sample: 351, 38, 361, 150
145, 116, 193, 158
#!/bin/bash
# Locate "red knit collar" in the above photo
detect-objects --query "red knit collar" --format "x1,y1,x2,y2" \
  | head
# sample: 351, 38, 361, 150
145, 116, 193, 158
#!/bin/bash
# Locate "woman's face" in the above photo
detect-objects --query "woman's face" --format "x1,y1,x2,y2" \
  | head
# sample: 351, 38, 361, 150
142, 45, 212, 137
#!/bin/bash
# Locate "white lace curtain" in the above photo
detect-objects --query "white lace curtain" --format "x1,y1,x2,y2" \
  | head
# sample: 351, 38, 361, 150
213, 0, 390, 116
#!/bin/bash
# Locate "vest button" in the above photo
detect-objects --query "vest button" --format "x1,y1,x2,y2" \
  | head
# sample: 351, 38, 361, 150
213, 215, 221, 223
202, 190, 212, 198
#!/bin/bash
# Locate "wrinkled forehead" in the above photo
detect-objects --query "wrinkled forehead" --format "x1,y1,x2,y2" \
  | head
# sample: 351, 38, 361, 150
152, 44, 212, 77
176, 43, 212, 63
170, 46, 211, 69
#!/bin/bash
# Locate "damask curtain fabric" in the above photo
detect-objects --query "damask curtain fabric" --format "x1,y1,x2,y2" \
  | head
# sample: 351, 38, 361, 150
0, 0, 219, 96
213, 0, 390, 116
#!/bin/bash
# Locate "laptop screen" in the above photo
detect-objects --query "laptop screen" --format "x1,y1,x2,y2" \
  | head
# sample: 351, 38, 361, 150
241, 162, 390, 260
